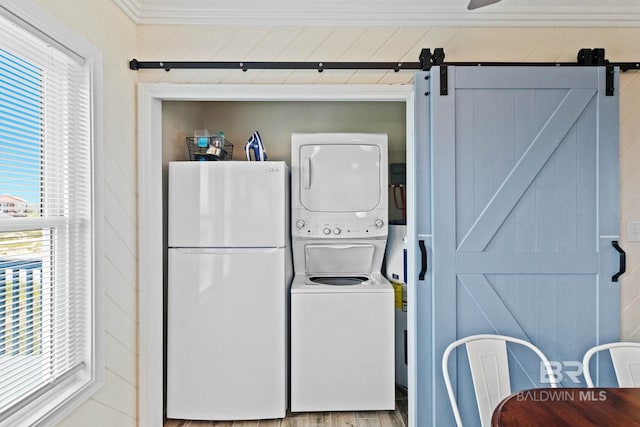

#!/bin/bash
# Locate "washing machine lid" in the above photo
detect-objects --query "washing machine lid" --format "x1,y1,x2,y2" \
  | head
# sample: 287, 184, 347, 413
308, 276, 370, 286
305, 244, 374, 275
299, 143, 381, 212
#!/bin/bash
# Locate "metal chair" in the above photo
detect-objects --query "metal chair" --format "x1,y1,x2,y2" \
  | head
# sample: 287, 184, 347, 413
582, 342, 640, 388
442, 334, 558, 427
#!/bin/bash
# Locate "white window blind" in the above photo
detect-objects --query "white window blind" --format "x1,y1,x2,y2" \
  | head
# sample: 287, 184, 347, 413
0, 6, 94, 424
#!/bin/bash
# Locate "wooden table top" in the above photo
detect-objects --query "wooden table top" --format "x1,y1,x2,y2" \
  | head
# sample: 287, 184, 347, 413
492, 388, 640, 427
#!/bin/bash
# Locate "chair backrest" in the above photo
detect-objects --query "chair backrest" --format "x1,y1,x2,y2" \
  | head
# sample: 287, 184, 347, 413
582, 342, 640, 388
442, 334, 557, 427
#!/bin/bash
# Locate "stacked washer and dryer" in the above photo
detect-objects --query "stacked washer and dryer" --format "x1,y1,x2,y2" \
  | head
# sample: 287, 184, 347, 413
290, 133, 395, 412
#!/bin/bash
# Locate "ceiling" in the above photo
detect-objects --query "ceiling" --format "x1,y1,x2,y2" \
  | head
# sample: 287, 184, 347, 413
114, 0, 640, 26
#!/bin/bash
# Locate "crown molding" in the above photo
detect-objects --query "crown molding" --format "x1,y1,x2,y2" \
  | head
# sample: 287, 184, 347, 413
111, 0, 142, 23
112, 0, 640, 27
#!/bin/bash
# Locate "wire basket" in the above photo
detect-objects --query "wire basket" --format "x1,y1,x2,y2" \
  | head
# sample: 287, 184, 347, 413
185, 136, 233, 161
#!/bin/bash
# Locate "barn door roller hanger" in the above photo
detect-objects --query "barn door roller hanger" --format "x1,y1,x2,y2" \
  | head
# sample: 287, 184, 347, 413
418, 47, 640, 97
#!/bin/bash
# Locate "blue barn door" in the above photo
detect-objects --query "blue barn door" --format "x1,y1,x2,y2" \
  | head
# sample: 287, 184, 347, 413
414, 66, 620, 427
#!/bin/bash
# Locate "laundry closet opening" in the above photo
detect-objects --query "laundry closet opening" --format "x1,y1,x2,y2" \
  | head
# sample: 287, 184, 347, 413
160, 99, 409, 420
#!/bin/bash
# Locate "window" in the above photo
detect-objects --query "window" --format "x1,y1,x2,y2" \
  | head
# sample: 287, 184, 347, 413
0, 3, 102, 425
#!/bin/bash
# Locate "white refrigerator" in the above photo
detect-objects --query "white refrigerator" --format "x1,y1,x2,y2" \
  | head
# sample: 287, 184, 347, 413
167, 161, 291, 421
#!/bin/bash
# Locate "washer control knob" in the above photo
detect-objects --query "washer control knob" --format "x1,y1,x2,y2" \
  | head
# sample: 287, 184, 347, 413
323, 227, 331, 235
295, 219, 306, 229
333, 228, 342, 235
374, 219, 384, 229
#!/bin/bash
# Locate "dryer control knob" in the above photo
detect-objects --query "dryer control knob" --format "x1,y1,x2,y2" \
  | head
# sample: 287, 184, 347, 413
295, 219, 306, 229
323, 227, 331, 235
374, 219, 384, 229
333, 228, 342, 235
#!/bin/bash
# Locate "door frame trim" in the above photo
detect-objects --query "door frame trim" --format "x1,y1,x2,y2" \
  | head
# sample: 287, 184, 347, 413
137, 83, 417, 427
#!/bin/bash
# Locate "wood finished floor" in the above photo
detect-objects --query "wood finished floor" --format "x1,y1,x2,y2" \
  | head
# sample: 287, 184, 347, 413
165, 387, 408, 427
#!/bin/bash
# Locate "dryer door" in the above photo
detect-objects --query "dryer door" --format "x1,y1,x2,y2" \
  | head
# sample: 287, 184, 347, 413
299, 144, 381, 212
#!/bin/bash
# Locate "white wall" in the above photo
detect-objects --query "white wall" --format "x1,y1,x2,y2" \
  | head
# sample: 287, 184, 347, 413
139, 25, 640, 342
32, 1, 138, 426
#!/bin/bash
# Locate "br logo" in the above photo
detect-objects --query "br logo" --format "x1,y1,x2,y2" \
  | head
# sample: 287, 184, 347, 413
540, 361, 583, 384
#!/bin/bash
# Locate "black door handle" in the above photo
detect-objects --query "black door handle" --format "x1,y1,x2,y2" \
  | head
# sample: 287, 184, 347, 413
418, 240, 427, 280
612, 240, 626, 282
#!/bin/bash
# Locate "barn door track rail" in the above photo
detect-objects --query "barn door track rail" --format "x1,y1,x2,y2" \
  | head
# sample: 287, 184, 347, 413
128, 58, 422, 73
129, 47, 640, 95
